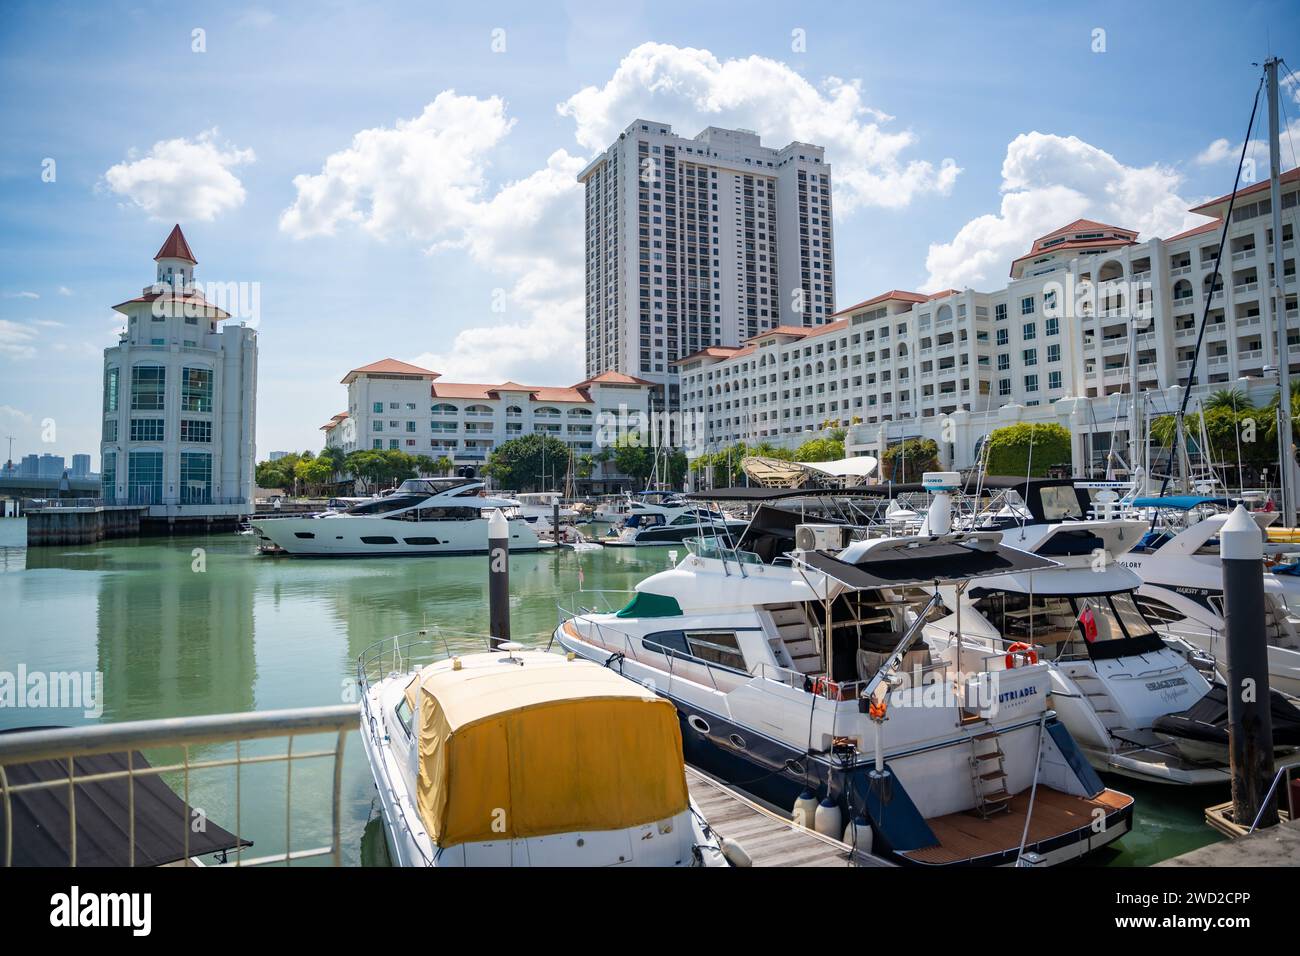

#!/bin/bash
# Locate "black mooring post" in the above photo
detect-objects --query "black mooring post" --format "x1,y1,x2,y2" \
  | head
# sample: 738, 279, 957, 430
1221, 504, 1278, 829
553, 501, 561, 543
488, 508, 510, 649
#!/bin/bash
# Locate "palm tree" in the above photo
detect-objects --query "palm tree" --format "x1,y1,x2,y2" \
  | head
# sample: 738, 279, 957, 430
1204, 388, 1254, 414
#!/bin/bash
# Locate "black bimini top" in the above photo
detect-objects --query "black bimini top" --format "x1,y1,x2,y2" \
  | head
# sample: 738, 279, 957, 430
0, 730, 250, 867
799, 536, 1059, 590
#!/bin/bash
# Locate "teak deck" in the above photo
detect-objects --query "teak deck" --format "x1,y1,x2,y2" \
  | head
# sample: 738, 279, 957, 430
898, 788, 1131, 865
685, 768, 891, 867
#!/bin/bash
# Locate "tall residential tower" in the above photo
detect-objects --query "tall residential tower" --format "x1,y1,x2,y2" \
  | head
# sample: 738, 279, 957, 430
578, 120, 835, 398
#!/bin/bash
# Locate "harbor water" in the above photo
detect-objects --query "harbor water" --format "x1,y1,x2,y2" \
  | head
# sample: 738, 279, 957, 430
0, 517, 1224, 866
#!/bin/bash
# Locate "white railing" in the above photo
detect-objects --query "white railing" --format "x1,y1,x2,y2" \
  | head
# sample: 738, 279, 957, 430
0, 705, 357, 867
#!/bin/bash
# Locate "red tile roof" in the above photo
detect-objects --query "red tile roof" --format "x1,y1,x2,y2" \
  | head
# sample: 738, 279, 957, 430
1164, 219, 1223, 243
111, 289, 230, 319
341, 358, 440, 384
154, 225, 197, 263
831, 290, 929, 316
576, 370, 655, 386
1188, 166, 1300, 215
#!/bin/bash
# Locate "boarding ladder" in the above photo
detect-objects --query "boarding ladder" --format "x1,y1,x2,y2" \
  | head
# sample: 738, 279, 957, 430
968, 725, 1012, 818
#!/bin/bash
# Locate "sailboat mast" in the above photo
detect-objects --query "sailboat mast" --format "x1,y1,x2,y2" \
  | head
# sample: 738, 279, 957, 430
1266, 57, 1294, 526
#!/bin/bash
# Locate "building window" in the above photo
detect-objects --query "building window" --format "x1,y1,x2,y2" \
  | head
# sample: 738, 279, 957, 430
373, 402, 383, 414
104, 367, 120, 412
181, 367, 213, 413
1023, 322, 1036, 341
180, 419, 212, 443
1024, 374, 1040, 392
127, 450, 163, 504
372, 439, 383, 449
1047, 343, 1062, 363
129, 418, 165, 442
373, 420, 383, 432
102, 418, 118, 442
388, 439, 399, 450
1045, 317, 1060, 336
130, 366, 166, 410
1023, 348, 1038, 366
997, 354, 1010, 371
996, 328, 1008, 346
180, 451, 212, 504
406, 421, 416, 433
102, 452, 117, 504
1021, 296, 1035, 315
998, 378, 1012, 396
1048, 370, 1063, 390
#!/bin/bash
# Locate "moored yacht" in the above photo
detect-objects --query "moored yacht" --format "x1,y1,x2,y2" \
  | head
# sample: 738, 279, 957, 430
1118, 496, 1300, 696
250, 477, 548, 556
358, 634, 729, 867
604, 503, 748, 547
554, 501, 1135, 866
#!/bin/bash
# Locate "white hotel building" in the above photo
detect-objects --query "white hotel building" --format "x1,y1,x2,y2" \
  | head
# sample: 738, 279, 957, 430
578, 120, 835, 398
100, 226, 258, 518
322, 359, 655, 490
677, 168, 1299, 474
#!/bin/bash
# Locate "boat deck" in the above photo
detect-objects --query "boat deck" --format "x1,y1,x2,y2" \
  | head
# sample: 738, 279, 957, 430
685, 768, 891, 867
898, 788, 1131, 865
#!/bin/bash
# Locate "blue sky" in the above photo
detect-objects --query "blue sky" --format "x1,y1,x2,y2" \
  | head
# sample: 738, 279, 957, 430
1, 0, 1297, 465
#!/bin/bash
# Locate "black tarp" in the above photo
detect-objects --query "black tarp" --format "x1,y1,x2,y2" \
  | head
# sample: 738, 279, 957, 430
0, 730, 250, 867
798, 537, 1058, 590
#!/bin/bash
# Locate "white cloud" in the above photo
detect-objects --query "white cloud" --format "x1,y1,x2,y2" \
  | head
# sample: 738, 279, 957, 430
0, 320, 39, 359
57, 286, 73, 297
558, 42, 959, 212
4, 291, 39, 299
1195, 137, 1234, 166
281, 92, 589, 382
923, 132, 1205, 292
103, 129, 254, 221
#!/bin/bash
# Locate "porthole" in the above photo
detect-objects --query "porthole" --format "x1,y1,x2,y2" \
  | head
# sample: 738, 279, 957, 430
687, 715, 710, 735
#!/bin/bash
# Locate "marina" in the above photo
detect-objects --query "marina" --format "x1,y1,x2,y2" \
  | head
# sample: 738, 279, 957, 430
1, 512, 1285, 867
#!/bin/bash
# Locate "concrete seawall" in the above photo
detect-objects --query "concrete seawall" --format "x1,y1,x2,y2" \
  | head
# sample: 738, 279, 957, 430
25, 506, 147, 546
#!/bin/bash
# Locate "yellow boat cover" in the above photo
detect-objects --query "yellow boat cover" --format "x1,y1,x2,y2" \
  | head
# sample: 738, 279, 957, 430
407, 657, 688, 848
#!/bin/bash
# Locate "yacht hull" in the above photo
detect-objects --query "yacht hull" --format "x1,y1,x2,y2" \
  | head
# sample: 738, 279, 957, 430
251, 514, 548, 556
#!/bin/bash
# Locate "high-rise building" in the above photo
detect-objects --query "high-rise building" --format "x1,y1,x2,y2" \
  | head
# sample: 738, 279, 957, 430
578, 120, 835, 397
70, 453, 91, 478
99, 225, 258, 516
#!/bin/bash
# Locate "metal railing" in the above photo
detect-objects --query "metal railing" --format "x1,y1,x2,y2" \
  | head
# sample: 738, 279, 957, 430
0, 705, 357, 867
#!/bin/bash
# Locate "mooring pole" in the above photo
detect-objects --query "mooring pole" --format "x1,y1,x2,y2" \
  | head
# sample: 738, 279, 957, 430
553, 500, 561, 544
1220, 504, 1278, 829
488, 508, 510, 649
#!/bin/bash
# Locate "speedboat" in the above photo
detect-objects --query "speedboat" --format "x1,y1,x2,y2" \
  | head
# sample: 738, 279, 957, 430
604, 506, 748, 548
249, 478, 548, 557
1118, 496, 1300, 696
554, 497, 1135, 866
1152, 683, 1300, 766
358, 634, 730, 867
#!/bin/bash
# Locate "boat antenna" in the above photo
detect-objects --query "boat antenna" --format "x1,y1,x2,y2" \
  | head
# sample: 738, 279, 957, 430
1155, 73, 1263, 505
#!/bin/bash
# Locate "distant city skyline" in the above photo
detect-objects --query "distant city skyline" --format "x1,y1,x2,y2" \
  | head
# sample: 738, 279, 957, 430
1, 1, 1297, 467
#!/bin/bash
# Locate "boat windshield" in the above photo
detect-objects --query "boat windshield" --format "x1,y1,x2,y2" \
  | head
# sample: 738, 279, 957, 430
972, 589, 1162, 660
343, 494, 427, 515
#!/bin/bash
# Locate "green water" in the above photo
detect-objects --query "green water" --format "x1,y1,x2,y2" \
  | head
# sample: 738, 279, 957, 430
0, 517, 1223, 865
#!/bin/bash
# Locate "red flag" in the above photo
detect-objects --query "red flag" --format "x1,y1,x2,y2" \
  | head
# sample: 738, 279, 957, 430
1079, 605, 1098, 642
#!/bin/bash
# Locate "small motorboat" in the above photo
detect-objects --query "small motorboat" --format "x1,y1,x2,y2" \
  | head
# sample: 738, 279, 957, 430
358, 634, 730, 867
1152, 683, 1300, 766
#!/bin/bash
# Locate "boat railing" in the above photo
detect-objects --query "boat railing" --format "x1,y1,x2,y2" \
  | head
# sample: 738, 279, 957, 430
356, 627, 500, 693
0, 705, 358, 867
924, 625, 1049, 673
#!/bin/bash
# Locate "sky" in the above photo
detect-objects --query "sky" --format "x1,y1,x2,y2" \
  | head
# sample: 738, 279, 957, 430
1, 0, 1298, 467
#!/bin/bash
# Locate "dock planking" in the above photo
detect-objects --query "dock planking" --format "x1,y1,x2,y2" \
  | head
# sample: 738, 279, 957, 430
686, 767, 892, 867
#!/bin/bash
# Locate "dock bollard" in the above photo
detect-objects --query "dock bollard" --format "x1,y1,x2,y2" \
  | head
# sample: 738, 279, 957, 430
1220, 504, 1278, 830
488, 508, 510, 650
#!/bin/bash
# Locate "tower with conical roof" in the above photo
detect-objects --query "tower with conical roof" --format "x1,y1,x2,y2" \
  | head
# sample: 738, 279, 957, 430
99, 226, 258, 526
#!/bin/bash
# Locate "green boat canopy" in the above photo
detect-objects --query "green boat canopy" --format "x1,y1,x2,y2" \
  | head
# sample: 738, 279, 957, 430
616, 591, 682, 618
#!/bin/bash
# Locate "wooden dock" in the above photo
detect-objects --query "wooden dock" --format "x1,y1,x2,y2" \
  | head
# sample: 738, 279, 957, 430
685, 767, 892, 867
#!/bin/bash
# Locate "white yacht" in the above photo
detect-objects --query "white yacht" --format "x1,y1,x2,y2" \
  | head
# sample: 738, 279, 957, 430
914, 479, 1223, 784
1118, 496, 1300, 697
513, 491, 577, 531
358, 634, 729, 867
250, 478, 548, 556
554, 502, 1135, 866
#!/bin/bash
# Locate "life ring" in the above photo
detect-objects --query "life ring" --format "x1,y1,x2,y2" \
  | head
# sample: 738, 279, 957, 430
1005, 642, 1038, 669
813, 677, 843, 701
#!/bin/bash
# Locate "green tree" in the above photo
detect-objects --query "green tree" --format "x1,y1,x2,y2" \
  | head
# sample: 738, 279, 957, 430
611, 433, 657, 489
295, 456, 333, 496
484, 433, 571, 491
795, 436, 844, 462
344, 450, 387, 494
984, 423, 1072, 477
880, 439, 941, 482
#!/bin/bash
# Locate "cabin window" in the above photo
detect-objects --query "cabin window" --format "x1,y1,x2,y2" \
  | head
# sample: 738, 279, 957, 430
643, 630, 690, 656
403, 537, 441, 545
394, 697, 413, 738
294, 532, 315, 539
1039, 485, 1084, 521
685, 631, 746, 671
1133, 595, 1186, 625
360, 536, 398, 545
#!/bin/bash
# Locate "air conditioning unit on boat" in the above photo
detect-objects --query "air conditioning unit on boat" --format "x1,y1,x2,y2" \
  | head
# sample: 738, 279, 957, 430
795, 524, 850, 552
